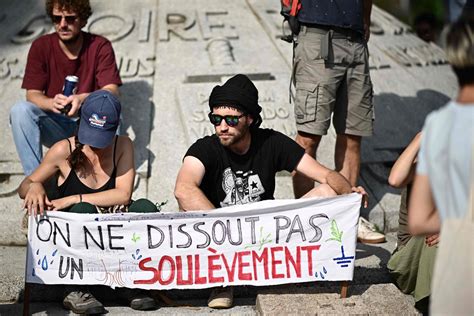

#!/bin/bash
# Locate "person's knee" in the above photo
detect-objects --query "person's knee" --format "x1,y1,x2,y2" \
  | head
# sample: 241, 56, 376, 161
69, 202, 97, 214
301, 183, 337, 198
10, 101, 38, 125
129, 199, 158, 213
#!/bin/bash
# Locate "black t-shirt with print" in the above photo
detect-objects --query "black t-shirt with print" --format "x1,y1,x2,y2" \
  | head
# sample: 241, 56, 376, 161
185, 128, 305, 208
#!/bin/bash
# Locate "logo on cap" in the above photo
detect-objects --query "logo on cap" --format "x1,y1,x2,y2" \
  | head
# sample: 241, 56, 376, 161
89, 113, 107, 128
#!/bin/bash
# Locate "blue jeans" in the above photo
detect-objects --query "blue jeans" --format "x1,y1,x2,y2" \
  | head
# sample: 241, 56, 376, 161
10, 100, 77, 175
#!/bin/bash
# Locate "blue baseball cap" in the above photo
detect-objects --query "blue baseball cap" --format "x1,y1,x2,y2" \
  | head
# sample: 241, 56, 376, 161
78, 90, 121, 148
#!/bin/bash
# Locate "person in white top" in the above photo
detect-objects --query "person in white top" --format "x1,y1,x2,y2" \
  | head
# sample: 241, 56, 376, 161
408, 16, 474, 316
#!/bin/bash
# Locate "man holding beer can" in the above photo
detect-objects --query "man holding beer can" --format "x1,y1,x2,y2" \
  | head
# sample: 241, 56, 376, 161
9, 0, 122, 176
60, 75, 79, 114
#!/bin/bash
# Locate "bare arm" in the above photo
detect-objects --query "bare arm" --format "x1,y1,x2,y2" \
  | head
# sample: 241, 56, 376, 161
26, 84, 119, 117
295, 154, 352, 195
49, 136, 135, 210
174, 156, 215, 211
388, 132, 421, 188
408, 173, 441, 235
18, 139, 70, 215
100, 83, 119, 96
26, 89, 64, 114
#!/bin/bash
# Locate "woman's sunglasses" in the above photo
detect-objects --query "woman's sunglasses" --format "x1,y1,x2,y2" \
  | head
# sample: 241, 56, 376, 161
51, 15, 78, 25
208, 113, 245, 127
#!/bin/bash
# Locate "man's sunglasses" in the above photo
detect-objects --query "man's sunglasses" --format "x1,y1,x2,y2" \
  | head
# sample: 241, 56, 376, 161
51, 15, 78, 24
208, 113, 245, 127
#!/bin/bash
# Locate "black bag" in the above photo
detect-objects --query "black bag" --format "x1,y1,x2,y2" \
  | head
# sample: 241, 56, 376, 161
280, 0, 301, 43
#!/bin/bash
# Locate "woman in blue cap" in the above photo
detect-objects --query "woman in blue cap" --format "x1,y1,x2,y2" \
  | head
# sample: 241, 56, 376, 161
19, 90, 156, 215
18, 90, 158, 313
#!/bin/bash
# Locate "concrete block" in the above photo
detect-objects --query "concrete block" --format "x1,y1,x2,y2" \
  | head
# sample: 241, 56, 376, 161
256, 283, 419, 315
0, 246, 26, 302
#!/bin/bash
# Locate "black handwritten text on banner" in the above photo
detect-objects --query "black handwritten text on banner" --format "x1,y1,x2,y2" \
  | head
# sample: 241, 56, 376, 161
26, 194, 361, 289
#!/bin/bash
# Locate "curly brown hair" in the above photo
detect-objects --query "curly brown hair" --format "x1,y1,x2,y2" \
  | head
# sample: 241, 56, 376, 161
45, 0, 92, 22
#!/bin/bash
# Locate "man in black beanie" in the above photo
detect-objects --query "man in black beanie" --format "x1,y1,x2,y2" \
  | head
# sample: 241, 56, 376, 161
174, 74, 366, 309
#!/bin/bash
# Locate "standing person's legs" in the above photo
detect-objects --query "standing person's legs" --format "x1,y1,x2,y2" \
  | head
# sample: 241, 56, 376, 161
332, 39, 372, 186
10, 100, 77, 175
291, 28, 345, 198
333, 39, 383, 243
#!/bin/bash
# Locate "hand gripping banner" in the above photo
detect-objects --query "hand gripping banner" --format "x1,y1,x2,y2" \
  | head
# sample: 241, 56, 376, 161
26, 194, 361, 289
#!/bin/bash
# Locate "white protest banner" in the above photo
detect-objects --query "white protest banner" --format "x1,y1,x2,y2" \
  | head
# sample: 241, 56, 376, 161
26, 193, 361, 289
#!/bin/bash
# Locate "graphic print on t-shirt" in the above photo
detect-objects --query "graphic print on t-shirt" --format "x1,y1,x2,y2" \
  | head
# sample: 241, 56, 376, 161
220, 168, 265, 207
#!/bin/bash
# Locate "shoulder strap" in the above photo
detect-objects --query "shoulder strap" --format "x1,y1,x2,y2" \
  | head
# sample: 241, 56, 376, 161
65, 138, 72, 154
112, 136, 119, 168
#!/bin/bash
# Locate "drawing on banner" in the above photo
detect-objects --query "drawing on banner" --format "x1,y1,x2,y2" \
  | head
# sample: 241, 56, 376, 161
221, 168, 265, 206
33, 248, 59, 276
245, 226, 272, 250
87, 259, 133, 287
132, 249, 142, 261
315, 266, 328, 279
327, 219, 355, 268
131, 233, 141, 243
326, 219, 343, 243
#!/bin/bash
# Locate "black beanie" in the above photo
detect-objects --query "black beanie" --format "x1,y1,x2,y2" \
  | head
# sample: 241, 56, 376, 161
209, 74, 262, 128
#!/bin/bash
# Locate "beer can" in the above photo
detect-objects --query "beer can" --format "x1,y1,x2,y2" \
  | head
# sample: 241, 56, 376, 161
63, 75, 78, 96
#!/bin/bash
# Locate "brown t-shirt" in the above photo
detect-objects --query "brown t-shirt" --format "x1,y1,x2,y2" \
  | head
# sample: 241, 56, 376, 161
22, 32, 122, 97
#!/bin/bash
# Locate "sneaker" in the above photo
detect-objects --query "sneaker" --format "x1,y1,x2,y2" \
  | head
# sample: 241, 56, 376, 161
207, 287, 233, 309
129, 293, 157, 310
357, 217, 385, 244
118, 288, 157, 310
63, 290, 106, 314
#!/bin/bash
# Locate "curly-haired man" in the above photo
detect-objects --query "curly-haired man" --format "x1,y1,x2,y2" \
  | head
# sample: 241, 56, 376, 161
10, 0, 122, 177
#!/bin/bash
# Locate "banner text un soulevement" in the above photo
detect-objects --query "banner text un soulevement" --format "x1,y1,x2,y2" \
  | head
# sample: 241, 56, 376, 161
26, 194, 361, 289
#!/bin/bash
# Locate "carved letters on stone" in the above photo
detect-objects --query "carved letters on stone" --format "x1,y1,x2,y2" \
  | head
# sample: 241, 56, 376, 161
159, 10, 238, 42
11, 12, 144, 44
383, 45, 415, 67
197, 11, 238, 40
188, 88, 293, 141
368, 45, 392, 70
0, 57, 24, 80
11, 15, 52, 44
383, 43, 447, 68
118, 56, 155, 78
86, 13, 135, 42
138, 9, 152, 43
159, 10, 198, 41
371, 5, 410, 35
206, 37, 236, 66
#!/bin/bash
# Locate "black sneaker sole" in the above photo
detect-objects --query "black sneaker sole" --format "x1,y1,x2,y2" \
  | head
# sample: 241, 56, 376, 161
63, 301, 107, 315
130, 299, 157, 311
